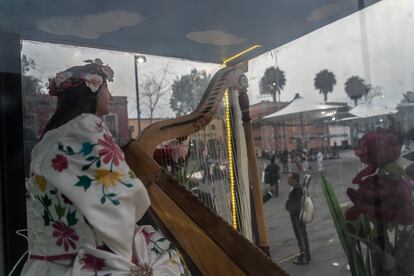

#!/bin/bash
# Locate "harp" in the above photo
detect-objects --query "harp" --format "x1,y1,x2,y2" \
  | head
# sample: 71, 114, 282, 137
124, 66, 287, 275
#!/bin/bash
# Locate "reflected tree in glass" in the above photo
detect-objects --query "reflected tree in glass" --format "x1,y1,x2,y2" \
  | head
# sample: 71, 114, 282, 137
314, 69, 337, 102
260, 66, 286, 102
170, 69, 210, 117
345, 76, 370, 106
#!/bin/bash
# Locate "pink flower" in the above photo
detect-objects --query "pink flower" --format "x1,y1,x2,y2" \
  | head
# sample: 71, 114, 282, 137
52, 222, 79, 251
354, 128, 402, 167
98, 133, 124, 166
51, 154, 68, 172
81, 254, 106, 271
142, 229, 155, 246
84, 74, 103, 92
345, 175, 414, 225
170, 143, 188, 162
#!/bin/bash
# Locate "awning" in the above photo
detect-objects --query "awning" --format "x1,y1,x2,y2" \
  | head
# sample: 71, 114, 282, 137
348, 101, 397, 118
263, 96, 344, 121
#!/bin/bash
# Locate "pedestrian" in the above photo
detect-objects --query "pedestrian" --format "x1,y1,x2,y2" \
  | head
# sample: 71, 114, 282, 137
280, 149, 289, 174
264, 156, 280, 197
317, 150, 324, 171
301, 149, 310, 172
285, 172, 311, 264
21, 59, 183, 275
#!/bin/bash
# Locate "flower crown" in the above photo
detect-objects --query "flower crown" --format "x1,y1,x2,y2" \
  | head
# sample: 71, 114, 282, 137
48, 58, 114, 96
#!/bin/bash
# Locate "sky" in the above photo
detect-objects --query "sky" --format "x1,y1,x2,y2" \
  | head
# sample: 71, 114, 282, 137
22, 0, 414, 118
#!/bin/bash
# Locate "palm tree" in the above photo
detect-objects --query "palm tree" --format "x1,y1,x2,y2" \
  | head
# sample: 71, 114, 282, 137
344, 76, 370, 106
314, 69, 336, 102
260, 66, 286, 102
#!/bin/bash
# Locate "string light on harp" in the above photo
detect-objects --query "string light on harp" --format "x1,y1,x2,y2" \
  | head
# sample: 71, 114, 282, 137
224, 89, 238, 230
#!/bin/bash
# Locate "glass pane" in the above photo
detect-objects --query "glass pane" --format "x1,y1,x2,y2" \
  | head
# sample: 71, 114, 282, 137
1, 0, 413, 275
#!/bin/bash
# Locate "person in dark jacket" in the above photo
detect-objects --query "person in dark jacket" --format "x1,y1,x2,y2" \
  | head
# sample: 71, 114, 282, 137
280, 150, 289, 173
264, 156, 280, 197
285, 172, 310, 264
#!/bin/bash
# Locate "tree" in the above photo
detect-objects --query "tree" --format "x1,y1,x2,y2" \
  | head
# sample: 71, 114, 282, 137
21, 55, 44, 114
141, 65, 170, 123
170, 69, 211, 117
314, 69, 336, 102
260, 66, 286, 102
344, 76, 370, 106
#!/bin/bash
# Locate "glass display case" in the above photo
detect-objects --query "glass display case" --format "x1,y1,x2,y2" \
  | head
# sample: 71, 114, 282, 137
1, 0, 413, 275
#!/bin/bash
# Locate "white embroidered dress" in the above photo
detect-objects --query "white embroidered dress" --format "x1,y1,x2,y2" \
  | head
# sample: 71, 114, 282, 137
22, 114, 183, 276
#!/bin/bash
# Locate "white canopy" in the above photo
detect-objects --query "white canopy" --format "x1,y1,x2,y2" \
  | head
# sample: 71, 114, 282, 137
348, 99, 397, 118
263, 97, 344, 121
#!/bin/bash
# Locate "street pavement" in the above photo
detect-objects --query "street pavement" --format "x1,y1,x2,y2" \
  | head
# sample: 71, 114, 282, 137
260, 150, 364, 276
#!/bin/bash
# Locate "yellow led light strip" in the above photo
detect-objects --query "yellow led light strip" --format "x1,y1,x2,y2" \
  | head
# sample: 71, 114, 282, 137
222, 44, 263, 66
224, 89, 237, 230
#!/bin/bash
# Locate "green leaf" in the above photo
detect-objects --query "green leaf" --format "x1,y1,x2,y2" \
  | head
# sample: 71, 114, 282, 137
151, 247, 160, 255
321, 175, 366, 276
54, 204, 66, 219
123, 183, 134, 188
66, 146, 74, 154
81, 163, 92, 171
42, 194, 52, 207
81, 142, 94, 156
157, 237, 167, 243
49, 188, 57, 195
42, 210, 51, 226
86, 156, 97, 161
350, 233, 398, 271
112, 199, 120, 206
100, 196, 106, 204
382, 161, 404, 179
74, 175, 92, 191
129, 170, 137, 179
96, 159, 101, 168
107, 193, 117, 197
58, 144, 64, 151
66, 210, 78, 227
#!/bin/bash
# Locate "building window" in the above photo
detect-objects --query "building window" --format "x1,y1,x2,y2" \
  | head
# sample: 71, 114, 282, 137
104, 114, 118, 138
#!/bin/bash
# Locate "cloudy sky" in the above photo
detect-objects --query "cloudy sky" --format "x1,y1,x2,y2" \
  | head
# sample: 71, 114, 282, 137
22, 0, 414, 118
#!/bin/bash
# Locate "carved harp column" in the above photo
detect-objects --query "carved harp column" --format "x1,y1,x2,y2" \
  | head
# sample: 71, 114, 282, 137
237, 87, 270, 255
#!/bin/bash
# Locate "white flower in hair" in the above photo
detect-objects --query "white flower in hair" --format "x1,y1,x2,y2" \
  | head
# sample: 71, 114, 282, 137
84, 74, 103, 93
54, 71, 72, 86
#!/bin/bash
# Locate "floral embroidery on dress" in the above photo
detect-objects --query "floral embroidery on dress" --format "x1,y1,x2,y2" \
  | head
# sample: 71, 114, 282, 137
98, 133, 124, 166
51, 154, 68, 172
80, 254, 106, 271
55, 125, 133, 206
34, 184, 80, 251
35, 175, 48, 192
52, 221, 79, 251
95, 169, 123, 189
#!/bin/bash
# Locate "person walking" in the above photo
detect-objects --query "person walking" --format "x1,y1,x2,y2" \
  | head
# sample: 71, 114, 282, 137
264, 156, 280, 197
285, 173, 311, 264
316, 150, 324, 171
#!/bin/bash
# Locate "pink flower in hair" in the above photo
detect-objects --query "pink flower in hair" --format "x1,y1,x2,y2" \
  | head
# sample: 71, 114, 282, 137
84, 74, 103, 92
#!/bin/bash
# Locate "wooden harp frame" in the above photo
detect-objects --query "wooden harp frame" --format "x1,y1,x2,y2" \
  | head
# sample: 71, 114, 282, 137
124, 66, 287, 275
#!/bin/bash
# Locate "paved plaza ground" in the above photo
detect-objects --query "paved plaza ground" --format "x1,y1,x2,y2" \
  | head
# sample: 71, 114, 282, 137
260, 150, 363, 275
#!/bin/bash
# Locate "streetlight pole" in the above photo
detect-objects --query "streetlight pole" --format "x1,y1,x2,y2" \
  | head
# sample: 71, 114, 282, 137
134, 55, 146, 134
